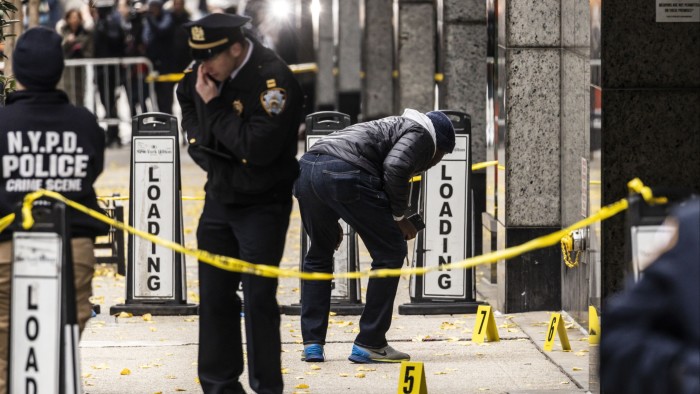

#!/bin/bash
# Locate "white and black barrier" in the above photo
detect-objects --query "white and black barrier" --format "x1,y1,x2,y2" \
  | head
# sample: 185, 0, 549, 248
624, 189, 693, 282
280, 111, 364, 315
110, 113, 197, 316
9, 201, 81, 394
399, 111, 487, 315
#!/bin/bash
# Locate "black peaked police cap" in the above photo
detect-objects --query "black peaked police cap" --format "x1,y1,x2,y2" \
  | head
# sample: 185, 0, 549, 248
184, 13, 251, 61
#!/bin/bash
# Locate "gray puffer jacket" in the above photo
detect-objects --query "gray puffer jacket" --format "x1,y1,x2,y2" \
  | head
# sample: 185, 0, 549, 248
307, 116, 436, 218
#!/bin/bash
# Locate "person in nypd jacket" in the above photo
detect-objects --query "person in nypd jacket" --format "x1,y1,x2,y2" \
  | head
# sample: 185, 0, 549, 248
295, 109, 456, 364
0, 27, 108, 393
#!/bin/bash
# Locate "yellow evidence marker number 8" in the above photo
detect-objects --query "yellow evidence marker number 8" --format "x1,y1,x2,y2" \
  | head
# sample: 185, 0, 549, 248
397, 361, 427, 394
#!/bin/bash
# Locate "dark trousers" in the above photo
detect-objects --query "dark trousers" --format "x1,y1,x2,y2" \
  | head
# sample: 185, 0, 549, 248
197, 198, 291, 394
295, 153, 407, 349
155, 81, 175, 115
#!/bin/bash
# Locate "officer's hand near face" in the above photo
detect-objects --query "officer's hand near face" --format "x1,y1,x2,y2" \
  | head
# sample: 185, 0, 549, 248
396, 218, 417, 240
195, 65, 219, 104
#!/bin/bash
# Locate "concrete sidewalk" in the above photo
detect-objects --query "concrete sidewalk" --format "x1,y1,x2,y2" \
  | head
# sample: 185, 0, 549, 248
79, 147, 594, 394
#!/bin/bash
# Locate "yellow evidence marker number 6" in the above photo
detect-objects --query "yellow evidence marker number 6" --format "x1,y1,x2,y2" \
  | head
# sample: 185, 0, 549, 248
543, 312, 571, 351
397, 361, 427, 394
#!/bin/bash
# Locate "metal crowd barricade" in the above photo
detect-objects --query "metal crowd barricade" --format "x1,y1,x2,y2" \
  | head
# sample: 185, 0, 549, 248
62, 57, 159, 127
95, 194, 126, 277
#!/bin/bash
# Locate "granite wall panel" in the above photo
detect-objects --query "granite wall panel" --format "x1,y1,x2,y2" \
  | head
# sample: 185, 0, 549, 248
505, 49, 561, 227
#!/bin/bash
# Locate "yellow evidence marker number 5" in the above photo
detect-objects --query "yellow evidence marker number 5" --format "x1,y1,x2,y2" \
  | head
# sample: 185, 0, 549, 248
543, 312, 571, 351
398, 361, 427, 394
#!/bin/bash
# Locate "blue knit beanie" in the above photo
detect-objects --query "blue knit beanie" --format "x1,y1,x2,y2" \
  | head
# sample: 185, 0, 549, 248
13, 27, 65, 91
426, 111, 456, 153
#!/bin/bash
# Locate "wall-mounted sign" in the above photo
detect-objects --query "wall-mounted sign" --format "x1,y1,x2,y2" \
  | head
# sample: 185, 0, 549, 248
656, 0, 700, 22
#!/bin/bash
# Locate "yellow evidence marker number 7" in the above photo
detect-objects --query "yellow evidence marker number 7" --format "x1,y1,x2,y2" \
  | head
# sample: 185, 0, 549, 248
543, 312, 571, 351
397, 361, 427, 394
472, 305, 500, 343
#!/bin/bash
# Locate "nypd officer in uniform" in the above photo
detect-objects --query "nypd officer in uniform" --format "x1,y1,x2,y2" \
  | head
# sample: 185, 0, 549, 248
176, 13, 302, 394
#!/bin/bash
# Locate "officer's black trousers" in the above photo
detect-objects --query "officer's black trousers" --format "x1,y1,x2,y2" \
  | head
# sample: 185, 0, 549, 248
197, 198, 292, 394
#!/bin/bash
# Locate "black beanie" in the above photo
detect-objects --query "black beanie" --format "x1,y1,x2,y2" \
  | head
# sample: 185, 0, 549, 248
13, 27, 65, 91
426, 111, 456, 153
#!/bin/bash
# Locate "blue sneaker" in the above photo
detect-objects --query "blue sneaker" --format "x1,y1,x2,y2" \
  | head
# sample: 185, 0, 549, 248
301, 344, 325, 362
348, 344, 410, 363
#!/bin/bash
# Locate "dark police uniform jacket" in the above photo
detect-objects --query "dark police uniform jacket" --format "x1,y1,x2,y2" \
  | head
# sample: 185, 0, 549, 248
176, 36, 302, 205
307, 116, 436, 219
601, 198, 700, 394
0, 90, 109, 241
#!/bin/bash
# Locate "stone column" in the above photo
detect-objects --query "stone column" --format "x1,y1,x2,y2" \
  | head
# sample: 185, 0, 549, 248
560, 0, 590, 323
493, 0, 562, 313
336, 0, 362, 122
442, 0, 487, 165
397, 0, 435, 112
361, 0, 394, 120
442, 0, 488, 258
315, 0, 336, 110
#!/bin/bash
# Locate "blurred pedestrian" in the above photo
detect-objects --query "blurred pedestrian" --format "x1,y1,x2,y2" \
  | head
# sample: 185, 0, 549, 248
142, 0, 175, 114
295, 109, 456, 363
0, 27, 109, 393
58, 8, 94, 106
170, 0, 191, 72
119, 0, 150, 115
93, 0, 126, 147
176, 13, 303, 394
600, 198, 700, 394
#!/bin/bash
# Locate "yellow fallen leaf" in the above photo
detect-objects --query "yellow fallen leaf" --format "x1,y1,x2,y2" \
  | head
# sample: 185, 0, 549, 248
355, 373, 366, 378
572, 367, 583, 371
82, 373, 92, 378
356, 366, 376, 372
184, 318, 196, 322
142, 313, 153, 322
310, 365, 321, 370
329, 311, 337, 316
195, 377, 200, 384
281, 368, 290, 374
120, 368, 131, 375
561, 381, 570, 384
295, 383, 309, 389
117, 312, 133, 318
339, 373, 349, 377
91, 363, 109, 370
174, 389, 186, 392
305, 371, 318, 375
150, 327, 158, 332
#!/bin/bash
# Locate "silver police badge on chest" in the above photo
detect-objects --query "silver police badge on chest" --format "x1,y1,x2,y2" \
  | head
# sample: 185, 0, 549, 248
260, 88, 287, 116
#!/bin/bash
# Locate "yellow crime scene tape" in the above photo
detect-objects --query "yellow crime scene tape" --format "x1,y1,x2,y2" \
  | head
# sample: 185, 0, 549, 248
0, 178, 664, 281
146, 62, 319, 83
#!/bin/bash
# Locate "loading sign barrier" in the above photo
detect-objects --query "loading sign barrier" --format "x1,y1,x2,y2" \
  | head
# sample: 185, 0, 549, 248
9, 201, 81, 394
110, 113, 197, 316
399, 111, 487, 315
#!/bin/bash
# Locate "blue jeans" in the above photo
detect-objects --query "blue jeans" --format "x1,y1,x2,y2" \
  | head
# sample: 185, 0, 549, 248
295, 153, 407, 349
